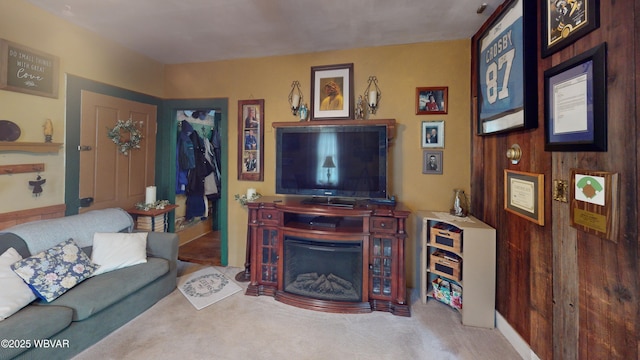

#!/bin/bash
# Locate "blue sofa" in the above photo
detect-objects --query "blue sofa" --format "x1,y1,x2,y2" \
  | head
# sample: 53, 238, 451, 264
0, 208, 178, 360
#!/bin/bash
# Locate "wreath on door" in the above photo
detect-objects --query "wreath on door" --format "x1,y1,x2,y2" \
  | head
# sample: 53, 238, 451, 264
107, 119, 143, 155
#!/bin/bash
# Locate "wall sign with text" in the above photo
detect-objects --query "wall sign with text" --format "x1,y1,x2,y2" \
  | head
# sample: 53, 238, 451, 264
0, 39, 59, 98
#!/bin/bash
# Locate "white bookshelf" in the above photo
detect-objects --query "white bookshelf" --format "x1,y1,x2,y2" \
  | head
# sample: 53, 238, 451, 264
417, 210, 496, 328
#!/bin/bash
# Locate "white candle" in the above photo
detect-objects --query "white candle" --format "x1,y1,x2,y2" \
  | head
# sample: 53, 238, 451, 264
145, 186, 156, 204
369, 90, 378, 106
291, 94, 300, 108
247, 188, 256, 199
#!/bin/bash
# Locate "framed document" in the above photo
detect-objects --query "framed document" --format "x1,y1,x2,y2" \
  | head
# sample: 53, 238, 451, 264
541, 0, 600, 58
544, 43, 607, 151
504, 170, 544, 225
475, 0, 537, 135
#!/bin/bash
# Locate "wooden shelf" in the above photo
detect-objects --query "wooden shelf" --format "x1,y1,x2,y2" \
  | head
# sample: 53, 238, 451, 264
0, 142, 63, 153
126, 204, 178, 217
272, 119, 397, 141
0, 163, 45, 175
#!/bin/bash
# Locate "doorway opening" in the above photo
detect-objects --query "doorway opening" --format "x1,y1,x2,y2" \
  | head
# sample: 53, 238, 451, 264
163, 99, 229, 266
174, 109, 222, 266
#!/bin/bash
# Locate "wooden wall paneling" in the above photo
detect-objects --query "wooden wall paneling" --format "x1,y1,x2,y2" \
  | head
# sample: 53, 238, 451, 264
601, 1, 639, 357
529, 8, 555, 353
572, 0, 637, 357
471, 1, 550, 351
528, 138, 553, 359
505, 214, 531, 340
472, 1, 638, 358
636, 0, 640, 354
548, 14, 590, 360
553, 153, 579, 360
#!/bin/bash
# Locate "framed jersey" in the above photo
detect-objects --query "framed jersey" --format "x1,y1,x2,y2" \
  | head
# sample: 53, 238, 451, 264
475, 0, 538, 135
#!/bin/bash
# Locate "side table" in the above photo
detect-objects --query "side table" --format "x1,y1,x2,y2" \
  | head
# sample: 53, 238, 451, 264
126, 205, 179, 232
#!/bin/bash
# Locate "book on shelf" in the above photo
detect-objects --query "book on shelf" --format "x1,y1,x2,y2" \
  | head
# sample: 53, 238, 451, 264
136, 214, 166, 231
136, 223, 165, 231
137, 214, 164, 223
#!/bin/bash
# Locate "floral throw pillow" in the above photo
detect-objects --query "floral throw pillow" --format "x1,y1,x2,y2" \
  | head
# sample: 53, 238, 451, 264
11, 239, 98, 302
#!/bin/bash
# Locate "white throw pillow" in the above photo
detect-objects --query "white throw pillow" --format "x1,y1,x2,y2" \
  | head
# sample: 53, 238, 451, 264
0, 248, 36, 321
91, 232, 148, 276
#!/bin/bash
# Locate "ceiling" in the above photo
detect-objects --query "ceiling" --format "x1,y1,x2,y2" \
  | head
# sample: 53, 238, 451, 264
26, 0, 501, 65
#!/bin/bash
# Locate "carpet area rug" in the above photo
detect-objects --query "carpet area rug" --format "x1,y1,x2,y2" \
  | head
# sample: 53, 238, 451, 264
73, 264, 523, 359
177, 266, 242, 310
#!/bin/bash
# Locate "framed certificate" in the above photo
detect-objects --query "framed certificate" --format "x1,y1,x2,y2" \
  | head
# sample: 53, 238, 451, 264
475, 0, 538, 135
504, 170, 544, 225
544, 43, 607, 151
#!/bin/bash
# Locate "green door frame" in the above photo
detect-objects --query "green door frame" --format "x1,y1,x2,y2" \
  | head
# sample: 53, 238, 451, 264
161, 99, 229, 266
65, 75, 229, 266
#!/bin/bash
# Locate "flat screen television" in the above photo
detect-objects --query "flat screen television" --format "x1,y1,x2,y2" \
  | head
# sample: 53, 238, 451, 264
276, 124, 388, 200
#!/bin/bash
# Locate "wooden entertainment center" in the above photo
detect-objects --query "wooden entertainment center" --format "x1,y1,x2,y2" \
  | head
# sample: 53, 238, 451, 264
245, 197, 411, 316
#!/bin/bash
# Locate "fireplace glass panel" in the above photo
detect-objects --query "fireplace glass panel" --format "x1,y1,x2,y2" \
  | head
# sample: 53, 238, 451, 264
261, 229, 278, 283
371, 237, 393, 297
284, 237, 362, 302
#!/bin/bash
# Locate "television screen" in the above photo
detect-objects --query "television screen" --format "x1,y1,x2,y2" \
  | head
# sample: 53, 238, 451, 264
276, 125, 388, 199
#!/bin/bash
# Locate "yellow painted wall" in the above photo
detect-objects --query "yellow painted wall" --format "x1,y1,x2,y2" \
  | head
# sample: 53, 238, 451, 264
0, 1, 164, 213
2, 0, 472, 287
166, 41, 472, 285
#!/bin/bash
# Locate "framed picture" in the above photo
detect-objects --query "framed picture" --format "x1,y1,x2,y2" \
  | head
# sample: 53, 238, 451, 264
541, 0, 600, 58
421, 120, 444, 148
237, 99, 264, 181
416, 87, 448, 115
569, 168, 619, 242
310, 63, 354, 120
422, 150, 443, 175
504, 170, 544, 226
475, 0, 537, 135
544, 43, 607, 152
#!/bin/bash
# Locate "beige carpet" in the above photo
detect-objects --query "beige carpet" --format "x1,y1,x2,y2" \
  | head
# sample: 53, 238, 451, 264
73, 262, 522, 360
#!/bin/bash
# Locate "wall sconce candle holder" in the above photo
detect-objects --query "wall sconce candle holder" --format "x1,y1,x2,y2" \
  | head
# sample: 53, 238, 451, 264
288, 80, 303, 116
364, 76, 381, 115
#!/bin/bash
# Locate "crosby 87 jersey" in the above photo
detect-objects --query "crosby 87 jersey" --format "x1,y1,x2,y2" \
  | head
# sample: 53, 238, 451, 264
478, 0, 524, 131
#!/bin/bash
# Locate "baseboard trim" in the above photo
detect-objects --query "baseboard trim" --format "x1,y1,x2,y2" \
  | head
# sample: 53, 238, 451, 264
496, 311, 540, 360
177, 217, 213, 246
